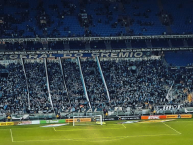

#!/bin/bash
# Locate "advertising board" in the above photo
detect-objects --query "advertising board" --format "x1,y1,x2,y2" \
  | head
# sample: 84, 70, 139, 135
118, 116, 141, 120
40, 119, 65, 124
142, 114, 192, 120
0, 122, 14, 126
180, 114, 192, 118
66, 118, 91, 123
166, 115, 178, 119
141, 115, 166, 120
104, 117, 118, 121
166, 114, 192, 119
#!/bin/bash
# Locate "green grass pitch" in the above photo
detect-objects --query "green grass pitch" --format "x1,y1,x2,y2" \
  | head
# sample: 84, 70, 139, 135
0, 119, 193, 145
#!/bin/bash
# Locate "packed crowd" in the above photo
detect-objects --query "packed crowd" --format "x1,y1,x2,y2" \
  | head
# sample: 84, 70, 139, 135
0, 58, 192, 115
100, 59, 193, 111
24, 61, 53, 114
47, 61, 69, 114
0, 63, 28, 114
1, 0, 193, 38
62, 59, 89, 111
81, 59, 108, 111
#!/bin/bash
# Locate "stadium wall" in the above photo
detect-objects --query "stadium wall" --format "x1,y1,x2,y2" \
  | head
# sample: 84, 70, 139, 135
0, 114, 192, 126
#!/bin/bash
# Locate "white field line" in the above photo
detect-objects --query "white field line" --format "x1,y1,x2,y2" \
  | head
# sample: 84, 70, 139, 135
162, 122, 182, 135
10, 129, 14, 142
55, 124, 127, 132
55, 127, 121, 131
5, 122, 183, 143
122, 124, 126, 129
11, 133, 179, 143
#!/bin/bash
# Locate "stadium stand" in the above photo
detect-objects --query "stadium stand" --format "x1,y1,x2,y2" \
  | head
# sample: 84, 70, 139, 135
0, 63, 28, 114
165, 51, 193, 66
24, 61, 54, 114
0, 56, 192, 115
0, 0, 193, 118
1, 0, 193, 38
62, 59, 90, 112
81, 58, 108, 111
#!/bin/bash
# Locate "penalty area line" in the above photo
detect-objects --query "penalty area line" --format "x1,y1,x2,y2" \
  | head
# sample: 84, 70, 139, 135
53, 127, 56, 132
9, 134, 179, 143
54, 128, 121, 132
162, 122, 181, 135
10, 129, 14, 142
122, 124, 126, 129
